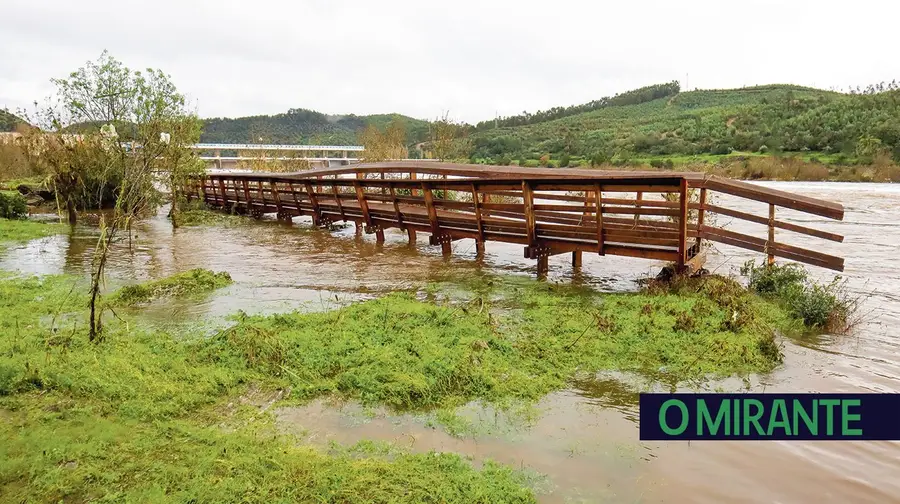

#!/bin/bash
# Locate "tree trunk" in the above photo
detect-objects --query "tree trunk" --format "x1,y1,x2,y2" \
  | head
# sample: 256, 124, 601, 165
170, 188, 180, 229
88, 223, 113, 342
66, 198, 77, 225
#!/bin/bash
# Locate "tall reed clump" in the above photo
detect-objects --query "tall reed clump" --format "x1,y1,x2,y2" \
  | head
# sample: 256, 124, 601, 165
740, 260, 859, 334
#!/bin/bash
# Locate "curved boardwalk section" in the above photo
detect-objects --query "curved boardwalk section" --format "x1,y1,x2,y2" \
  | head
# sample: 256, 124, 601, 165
190, 162, 845, 275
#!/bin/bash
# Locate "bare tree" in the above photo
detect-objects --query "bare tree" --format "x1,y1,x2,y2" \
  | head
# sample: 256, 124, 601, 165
429, 112, 468, 161
359, 119, 407, 162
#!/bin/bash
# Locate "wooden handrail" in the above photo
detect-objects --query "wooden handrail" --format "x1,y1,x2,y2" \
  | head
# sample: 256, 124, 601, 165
192, 164, 845, 273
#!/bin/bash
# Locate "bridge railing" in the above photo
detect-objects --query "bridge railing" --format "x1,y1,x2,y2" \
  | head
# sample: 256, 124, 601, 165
188, 162, 845, 273
687, 177, 844, 271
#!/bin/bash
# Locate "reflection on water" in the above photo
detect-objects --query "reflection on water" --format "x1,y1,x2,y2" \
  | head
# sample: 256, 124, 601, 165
2, 182, 899, 503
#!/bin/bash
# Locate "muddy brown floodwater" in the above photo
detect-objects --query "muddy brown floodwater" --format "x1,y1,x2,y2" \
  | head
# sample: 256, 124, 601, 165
2, 181, 898, 503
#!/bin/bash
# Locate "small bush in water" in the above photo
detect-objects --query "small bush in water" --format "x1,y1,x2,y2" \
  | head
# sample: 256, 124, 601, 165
741, 260, 857, 333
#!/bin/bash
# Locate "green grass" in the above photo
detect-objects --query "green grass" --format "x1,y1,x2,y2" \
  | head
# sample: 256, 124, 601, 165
0, 273, 537, 502
207, 274, 794, 409
105, 268, 233, 306
0, 218, 67, 249
179, 207, 250, 227
0, 258, 823, 502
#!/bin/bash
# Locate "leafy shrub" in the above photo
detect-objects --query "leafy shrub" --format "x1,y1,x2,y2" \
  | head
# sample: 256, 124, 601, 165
589, 152, 608, 167
740, 260, 856, 332
741, 261, 807, 295
0, 191, 27, 219
558, 154, 570, 167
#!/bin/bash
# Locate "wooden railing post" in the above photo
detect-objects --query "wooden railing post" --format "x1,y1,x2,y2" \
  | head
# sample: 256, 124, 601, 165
522, 181, 536, 246
768, 203, 776, 265
241, 179, 252, 213
304, 182, 322, 226
423, 183, 449, 255
594, 183, 604, 256
270, 180, 285, 220
390, 184, 404, 229
332, 182, 346, 222
522, 181, 547, 276
696, 187, 707, 248
677, 179, 689, 267
288, 182, 303, 217
633, 191, 643, 228
472, 183, 485, 255
207, 176, 218, 206
217, 177, 227, 208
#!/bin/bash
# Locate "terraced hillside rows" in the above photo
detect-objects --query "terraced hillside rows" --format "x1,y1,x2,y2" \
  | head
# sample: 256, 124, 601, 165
469, 84, 900, 162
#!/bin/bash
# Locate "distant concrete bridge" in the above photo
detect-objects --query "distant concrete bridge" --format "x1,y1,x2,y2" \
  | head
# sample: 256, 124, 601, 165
191, 143, 365, 169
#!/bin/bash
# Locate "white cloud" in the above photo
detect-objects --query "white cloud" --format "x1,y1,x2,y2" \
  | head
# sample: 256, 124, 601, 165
2, 0, 897, 123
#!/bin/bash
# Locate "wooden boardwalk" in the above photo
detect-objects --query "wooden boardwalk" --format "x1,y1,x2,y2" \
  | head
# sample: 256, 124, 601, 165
190, 162, 845, 275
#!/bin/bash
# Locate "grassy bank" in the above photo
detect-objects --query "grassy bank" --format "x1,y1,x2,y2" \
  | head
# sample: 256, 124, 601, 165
0, 217, 839, 502
0, 218, 66, 248
212, 274, 793, 409
0, 272, 536, 503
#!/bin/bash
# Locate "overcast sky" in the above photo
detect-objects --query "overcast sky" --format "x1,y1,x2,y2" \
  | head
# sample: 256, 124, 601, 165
3, 0, 897, 124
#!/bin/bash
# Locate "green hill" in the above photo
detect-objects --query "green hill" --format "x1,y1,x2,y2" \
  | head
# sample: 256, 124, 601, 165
200, 108, 430, 146
469, 83, 900, 163
0, 109, 27, 132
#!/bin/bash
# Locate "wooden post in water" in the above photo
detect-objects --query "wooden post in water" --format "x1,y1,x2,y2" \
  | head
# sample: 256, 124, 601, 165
423, 184, 450, 256
768, 203, 776, 265
571, 251, 582, 268
472, 183, 485, 256
304, 182, 321, 226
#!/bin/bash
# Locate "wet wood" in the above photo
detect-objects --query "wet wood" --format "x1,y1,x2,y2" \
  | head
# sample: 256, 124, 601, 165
678, 179, 689, 266
692, 203, 843, 242
196, 162, 845, 273
768, 203, 776, 265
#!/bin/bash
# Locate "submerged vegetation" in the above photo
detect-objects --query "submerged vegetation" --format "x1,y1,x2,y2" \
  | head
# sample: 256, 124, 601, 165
0, 217, 66, 247
0, 274, 535, 503
204, 274, 791, 410
106, 268, 233, 306
0, 208, 861, 501
741, 260, 858, 333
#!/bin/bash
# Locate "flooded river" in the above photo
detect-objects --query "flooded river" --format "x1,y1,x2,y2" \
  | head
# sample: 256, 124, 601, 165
2, 181, 898, 503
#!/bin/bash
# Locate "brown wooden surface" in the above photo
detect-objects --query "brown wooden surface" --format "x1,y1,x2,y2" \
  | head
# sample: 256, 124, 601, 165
195, 162, 846, 272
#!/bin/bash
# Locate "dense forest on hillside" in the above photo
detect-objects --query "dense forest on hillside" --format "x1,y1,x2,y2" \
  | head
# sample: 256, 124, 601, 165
469, 83, 900, 164
200, 108, 430, 146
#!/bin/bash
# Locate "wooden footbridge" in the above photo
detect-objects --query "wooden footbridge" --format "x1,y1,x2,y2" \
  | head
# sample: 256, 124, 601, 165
190, 162, 845, 275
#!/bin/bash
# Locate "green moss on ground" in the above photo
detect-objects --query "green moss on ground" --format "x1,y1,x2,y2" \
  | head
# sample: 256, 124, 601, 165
106, 268, 233, 306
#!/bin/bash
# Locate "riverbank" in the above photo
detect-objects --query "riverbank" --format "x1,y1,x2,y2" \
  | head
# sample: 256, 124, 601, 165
0, 213, 847, 502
